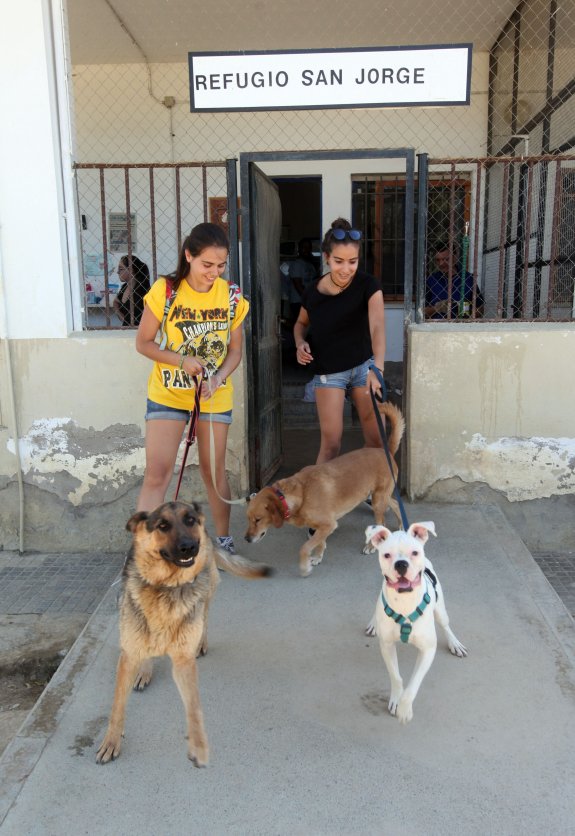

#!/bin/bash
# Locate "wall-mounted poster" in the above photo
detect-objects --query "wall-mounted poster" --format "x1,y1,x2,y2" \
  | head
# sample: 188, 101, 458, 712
84, 254, 105, 277
109, 212, 137, 252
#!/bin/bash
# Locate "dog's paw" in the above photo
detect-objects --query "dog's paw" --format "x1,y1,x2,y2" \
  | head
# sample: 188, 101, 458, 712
388, 688, 402, 716
362, 543, 376, 555
187, 742, 209, 768
365, 622, 377, 637
448, 637, 468, 658
396, 696, 414, 724
133, 660, 153, 691
95, 734, 122, 764
310, 553, 324, 567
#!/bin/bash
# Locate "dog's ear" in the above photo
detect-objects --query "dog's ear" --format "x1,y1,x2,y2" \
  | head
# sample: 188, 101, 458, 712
126, 511, 148, 532
408, 521, 436, 542
190, 501, 205, 525
366, 524, 392, 547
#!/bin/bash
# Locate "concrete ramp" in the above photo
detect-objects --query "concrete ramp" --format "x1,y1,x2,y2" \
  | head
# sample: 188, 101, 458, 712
0, 504, 573, 834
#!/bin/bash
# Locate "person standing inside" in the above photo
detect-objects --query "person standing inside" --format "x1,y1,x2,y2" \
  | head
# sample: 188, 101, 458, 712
293, 218, 386, 464
135, 222, 249, 554
287, 237, 318, 325
113, 254, 150, 326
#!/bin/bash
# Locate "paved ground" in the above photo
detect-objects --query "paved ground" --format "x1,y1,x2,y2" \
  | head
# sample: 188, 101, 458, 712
532, 550, 575, 617
0, 502, 573, 834
0, 552, 124, 618
0, 552, 124, 756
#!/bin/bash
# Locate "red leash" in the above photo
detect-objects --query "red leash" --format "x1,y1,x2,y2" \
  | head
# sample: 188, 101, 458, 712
173, 371, 204, 501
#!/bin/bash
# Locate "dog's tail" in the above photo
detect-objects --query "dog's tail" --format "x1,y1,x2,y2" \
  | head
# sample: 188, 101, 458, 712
378, 401, 405, 456
213, 545, 274, 579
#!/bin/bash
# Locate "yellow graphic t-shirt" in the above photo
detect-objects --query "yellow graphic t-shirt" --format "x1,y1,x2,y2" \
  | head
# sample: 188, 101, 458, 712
144, 277, 249, 413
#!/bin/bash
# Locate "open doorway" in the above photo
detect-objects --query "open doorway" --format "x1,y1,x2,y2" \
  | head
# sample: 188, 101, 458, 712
240, 149, 415, 490
271, 176, 329, 474
272, 175, 366, 475
272, 176, 322, 369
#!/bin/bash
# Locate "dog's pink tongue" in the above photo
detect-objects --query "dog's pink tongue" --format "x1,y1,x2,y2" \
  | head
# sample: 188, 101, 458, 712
396, 577, 412, 589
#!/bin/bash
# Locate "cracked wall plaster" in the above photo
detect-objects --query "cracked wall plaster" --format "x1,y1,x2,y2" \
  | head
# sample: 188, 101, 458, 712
6, 418, 146, 505
461, 434, 575, 501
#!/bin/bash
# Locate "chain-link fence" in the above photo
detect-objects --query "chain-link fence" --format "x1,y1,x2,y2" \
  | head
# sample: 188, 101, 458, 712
422, 154, 575, 321
75, 162, 231, 328
66, 0, 574, 327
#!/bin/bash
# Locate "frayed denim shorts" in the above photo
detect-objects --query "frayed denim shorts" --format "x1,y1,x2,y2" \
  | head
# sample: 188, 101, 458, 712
145, 398, 232, 425
312, 356, 374, 390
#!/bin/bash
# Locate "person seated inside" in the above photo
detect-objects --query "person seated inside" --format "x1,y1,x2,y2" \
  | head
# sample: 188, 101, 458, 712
286, 238, 318, 326
425, 242, 484, 319
113, 254, 150, 326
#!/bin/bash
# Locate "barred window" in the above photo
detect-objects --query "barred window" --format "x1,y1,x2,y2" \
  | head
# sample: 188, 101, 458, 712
351, 174, 471, 297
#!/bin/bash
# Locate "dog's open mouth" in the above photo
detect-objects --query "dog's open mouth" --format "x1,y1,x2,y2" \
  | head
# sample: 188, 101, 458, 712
174, 555, 196, 567
386, 571, 422, 592
160, 548, 198, 568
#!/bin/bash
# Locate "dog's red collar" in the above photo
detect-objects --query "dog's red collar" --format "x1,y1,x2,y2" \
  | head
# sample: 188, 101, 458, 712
271, 486, 291, 519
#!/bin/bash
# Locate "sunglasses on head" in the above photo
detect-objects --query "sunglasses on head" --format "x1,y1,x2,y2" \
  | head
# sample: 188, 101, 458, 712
330, 228, 362, 242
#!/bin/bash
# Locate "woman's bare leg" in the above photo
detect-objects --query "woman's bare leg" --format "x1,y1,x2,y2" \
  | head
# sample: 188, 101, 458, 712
351, 386, 382, 448
314, 387, 346, 464
137, 419, 186, 512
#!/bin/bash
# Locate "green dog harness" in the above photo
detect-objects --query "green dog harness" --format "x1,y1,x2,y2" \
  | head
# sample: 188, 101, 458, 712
381, 582, 432, 644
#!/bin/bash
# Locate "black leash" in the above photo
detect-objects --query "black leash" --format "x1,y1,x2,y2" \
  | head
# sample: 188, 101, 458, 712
368, 365, 409, 531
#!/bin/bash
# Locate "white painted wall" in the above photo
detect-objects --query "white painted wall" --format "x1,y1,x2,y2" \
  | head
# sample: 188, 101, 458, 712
71, 53, 489, 164
407, 323, 575, 501
0, 0, 80, 340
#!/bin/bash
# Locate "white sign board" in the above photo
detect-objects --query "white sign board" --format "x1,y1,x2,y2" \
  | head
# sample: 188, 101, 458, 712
189, 45, 472, 112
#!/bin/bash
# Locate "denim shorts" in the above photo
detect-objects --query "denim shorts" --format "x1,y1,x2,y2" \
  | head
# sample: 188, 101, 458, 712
145, 398, 232, 425
312, 357, 374, 390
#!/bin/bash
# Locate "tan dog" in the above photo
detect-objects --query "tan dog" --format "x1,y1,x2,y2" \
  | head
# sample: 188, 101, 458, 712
96, 501, 271, 767
245, 402, 404, 576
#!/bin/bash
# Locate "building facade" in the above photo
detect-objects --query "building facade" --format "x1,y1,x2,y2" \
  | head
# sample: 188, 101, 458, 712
0, 0, 573, 551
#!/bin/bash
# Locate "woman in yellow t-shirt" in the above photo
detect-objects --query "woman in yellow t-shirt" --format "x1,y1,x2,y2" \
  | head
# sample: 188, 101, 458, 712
135, 222, 249, 554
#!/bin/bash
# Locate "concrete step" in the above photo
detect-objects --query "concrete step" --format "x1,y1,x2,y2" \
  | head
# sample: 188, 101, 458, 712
282, 381, 308, 399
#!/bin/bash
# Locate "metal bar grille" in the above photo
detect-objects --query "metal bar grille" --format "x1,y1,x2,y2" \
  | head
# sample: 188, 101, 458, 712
75, 161, 230, 329
421, 154, 575, 323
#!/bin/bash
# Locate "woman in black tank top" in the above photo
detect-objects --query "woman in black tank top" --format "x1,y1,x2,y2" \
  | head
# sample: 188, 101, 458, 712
293, 218, 386, 465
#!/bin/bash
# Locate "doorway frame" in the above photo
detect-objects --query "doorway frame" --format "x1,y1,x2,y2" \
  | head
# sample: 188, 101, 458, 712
239, 148, 416, 490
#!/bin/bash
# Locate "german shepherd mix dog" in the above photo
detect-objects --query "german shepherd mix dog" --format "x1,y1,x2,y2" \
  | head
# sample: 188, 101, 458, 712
245, 402, 405, 577
96, 501, 271, 767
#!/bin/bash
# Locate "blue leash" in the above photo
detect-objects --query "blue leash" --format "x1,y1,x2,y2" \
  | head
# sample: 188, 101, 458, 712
368, 365, 409, 531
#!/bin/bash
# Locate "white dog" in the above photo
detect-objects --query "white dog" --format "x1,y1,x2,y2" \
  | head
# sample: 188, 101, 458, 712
365, 521, 467, 724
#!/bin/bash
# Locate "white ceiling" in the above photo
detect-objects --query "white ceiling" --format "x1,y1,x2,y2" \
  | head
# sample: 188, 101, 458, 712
66, 0, 518, 65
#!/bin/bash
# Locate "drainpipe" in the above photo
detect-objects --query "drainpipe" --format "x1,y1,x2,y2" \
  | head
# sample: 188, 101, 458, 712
0, 224, 25, 553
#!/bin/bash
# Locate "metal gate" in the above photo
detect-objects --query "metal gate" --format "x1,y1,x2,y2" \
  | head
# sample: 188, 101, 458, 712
240, 161, 283, 488
240, 149, 416, 490
74, 160, 239, 329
